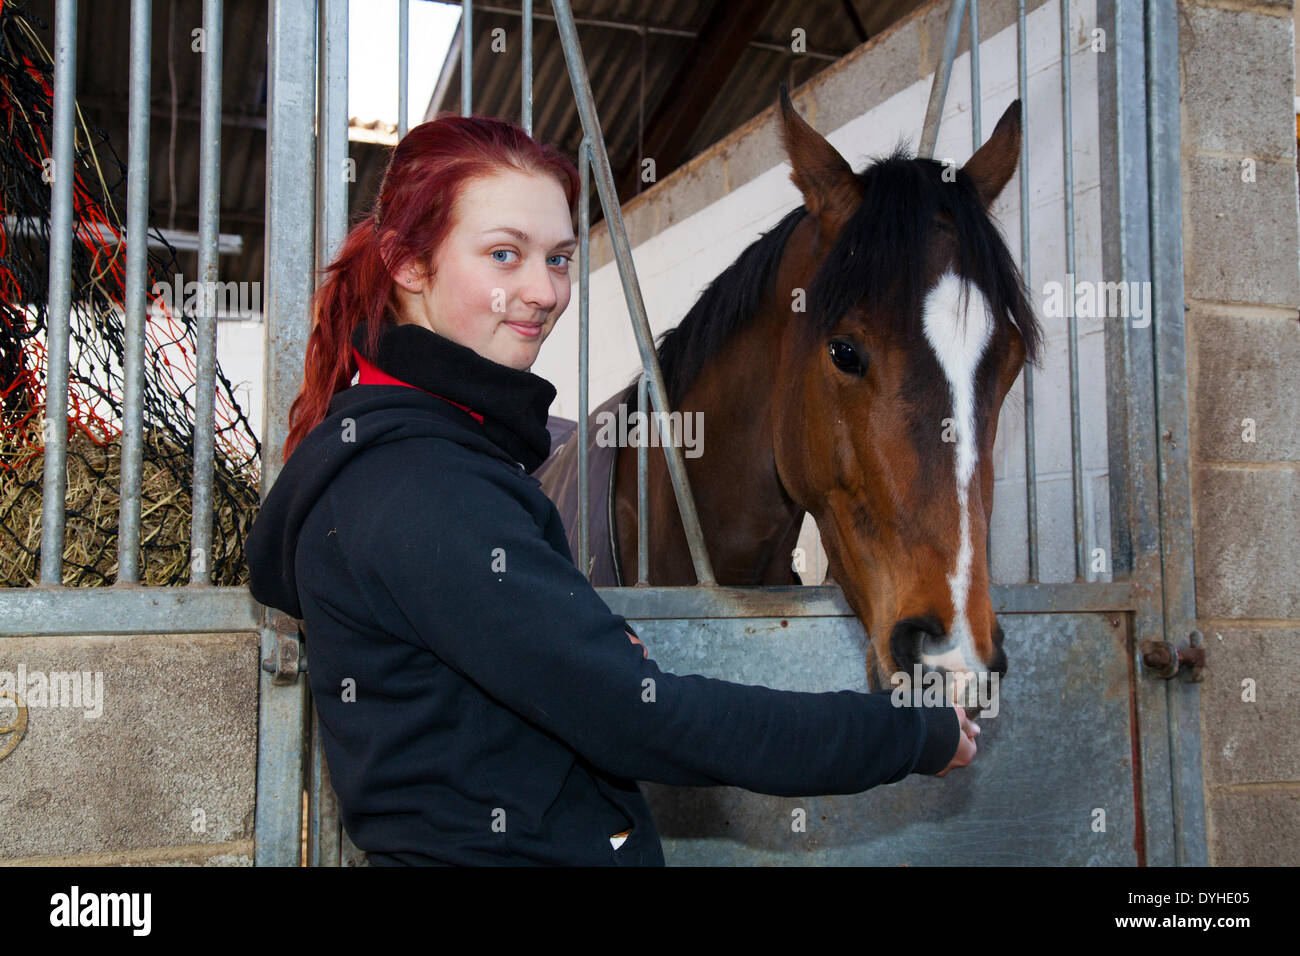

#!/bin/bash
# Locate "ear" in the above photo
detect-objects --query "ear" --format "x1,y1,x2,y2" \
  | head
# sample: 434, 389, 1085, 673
379, 228, 429, 293
391, 257, 428, 294
776, 83, 862, 239
961, 99, 1022, 208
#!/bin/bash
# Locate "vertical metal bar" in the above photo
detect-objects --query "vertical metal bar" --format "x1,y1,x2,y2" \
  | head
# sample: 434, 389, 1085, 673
1097, 0, 1173, 867
461, 0, 473, 115
1100, 16, 1140, 583
637, 372, 648, 584
637, 26, 645, 197
551, 0, 716, 585
307, 0, 349, 870
256, 0, 316, 868
1146, 0, 1207, 868
190, 0, 223, 586
1061, 0, 1085, 580
117, 0, 152, 584
38, 0, 78, 586
918, 0, 969, 158
398, 0, 409, 139
318, 0, 349, 268
577, 137, 590, 580
1018, 0, 1039, 582
521, 0, 532, 135
969, 0, 981, 147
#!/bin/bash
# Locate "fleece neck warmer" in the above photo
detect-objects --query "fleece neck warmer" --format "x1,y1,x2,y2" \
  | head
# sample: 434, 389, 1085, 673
350, 319, 557, 473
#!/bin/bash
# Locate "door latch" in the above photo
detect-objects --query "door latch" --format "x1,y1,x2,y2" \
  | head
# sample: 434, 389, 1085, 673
1141, 629, 1206, 681
262, 612, 307, 684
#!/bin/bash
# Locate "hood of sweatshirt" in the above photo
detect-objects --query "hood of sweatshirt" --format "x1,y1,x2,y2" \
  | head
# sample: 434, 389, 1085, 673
245, 320, 557, 619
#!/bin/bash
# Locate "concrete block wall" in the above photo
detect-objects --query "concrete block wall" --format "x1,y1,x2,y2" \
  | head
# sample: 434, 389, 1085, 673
1180, 0, 1300, 865
0, 633, 258, 864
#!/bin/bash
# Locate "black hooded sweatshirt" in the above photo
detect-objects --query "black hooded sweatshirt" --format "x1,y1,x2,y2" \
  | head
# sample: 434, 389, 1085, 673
245, 319, 961, 866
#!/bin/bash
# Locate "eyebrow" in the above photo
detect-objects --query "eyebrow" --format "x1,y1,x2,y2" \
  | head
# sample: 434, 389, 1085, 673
482, 226, 578, 250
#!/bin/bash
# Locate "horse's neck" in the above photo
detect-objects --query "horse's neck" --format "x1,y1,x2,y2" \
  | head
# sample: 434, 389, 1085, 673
673, 310, 804, 585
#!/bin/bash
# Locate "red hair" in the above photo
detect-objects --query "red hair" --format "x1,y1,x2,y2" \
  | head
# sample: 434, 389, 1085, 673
281, 113, 580, 462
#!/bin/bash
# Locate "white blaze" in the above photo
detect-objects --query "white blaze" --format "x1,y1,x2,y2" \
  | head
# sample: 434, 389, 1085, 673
919, 270, 994, 687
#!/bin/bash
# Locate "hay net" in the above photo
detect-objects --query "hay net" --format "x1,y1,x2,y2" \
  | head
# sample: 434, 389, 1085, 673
0, 0, 262, 588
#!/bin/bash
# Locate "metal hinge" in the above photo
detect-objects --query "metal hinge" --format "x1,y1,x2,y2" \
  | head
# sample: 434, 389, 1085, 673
1141, 629, 1206, 682
261, 612, 307, 684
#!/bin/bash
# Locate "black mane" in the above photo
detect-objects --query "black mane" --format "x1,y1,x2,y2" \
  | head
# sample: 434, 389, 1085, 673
623, 145, 1042, 408
626, 206, 806, 409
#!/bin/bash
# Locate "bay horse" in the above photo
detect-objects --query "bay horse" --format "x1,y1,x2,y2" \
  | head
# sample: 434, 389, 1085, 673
537, 86, 1042, 706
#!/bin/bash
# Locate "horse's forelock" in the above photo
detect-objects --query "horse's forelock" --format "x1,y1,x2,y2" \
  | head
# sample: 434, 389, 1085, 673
806, 150, 1041, 367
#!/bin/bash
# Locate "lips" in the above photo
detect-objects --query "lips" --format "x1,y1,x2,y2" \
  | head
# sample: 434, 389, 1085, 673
505, 320, 542, 339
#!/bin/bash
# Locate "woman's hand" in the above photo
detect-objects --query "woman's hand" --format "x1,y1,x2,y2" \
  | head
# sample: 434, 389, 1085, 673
934, 703, 980, 777
626, 631, 647, 658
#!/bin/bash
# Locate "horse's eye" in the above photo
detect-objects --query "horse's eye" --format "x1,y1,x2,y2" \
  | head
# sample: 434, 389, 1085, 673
828, 339, 866, 376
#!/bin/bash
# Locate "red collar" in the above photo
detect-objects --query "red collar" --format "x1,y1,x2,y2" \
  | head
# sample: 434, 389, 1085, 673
352, 346, 485, 425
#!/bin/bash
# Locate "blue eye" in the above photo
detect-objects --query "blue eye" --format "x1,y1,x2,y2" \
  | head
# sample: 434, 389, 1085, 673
491, 249, 518, 263
548, 254, 572, 268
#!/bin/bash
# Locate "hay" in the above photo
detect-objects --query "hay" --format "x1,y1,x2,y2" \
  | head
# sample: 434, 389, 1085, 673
0, 408, 260, 587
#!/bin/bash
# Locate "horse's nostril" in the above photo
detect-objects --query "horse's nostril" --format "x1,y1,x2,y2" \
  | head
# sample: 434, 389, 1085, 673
888, 615, 946, 678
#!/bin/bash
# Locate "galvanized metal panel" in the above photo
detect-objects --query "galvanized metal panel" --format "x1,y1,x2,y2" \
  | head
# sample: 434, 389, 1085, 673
1095, 0, 1183, 867
306, 0, 350, 871
254, 0, 317, 869
0, 586, 261, 636
1144, 0, 1206, 868
599, 582, 1135, 620
635, 612, 1139, 865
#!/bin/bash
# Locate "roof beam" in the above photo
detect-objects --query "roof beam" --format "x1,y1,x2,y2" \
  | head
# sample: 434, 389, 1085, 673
616, 0, 776, 199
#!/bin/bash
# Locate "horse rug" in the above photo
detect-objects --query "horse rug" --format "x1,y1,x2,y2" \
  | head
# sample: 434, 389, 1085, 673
535, 384, 637, 588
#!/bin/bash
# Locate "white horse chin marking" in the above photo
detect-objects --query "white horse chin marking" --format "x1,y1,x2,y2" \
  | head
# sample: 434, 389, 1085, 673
918, 270, 993, 682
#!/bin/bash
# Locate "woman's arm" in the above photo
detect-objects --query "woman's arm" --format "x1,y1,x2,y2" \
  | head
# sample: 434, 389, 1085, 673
349, 453, 958, 796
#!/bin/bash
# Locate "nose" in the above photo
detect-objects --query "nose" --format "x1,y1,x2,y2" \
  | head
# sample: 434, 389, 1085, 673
521, 259, 558, 311
888, 615, 948, 679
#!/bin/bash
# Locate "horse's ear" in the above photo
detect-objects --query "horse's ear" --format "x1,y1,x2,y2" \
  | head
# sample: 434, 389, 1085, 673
776, 84, 861, 236
961, 99, 1022, 208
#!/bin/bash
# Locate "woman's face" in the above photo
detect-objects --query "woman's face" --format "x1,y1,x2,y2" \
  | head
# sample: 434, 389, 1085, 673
392, 168, 576, 371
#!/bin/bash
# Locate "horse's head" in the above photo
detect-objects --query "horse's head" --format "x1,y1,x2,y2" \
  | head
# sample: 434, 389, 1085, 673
769, 88, 1042, 711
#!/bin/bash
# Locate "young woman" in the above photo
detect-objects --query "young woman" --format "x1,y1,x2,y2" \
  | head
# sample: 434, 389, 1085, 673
246, 114, 977, 867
